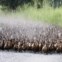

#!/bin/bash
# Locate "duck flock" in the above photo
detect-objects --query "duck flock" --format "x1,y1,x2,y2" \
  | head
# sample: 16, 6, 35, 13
0, 22, 62, 53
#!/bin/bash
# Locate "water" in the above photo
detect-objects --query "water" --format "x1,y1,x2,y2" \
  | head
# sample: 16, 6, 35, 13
0, 51, 62, 62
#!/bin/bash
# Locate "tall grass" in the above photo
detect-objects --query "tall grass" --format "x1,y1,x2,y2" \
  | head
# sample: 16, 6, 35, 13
0, 0, 62, 26
18, 5, 62, 26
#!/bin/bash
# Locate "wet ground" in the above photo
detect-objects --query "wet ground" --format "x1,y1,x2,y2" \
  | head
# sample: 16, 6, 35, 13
0, 51, 62, 62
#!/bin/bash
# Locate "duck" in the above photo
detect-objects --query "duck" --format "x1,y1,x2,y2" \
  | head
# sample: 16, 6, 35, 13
4, 40, 12, 49
0, 40, 4, 49
42, 44, 48, 53
13, 41, 18, 50
54, 42, 62, 52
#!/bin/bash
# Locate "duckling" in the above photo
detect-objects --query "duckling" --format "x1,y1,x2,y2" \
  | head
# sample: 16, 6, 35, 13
31, 42, 35, 50
33, 41, 39, 52
4, 41, 12, 49
38, 42, 42, 51
21, 42, 27, 51
48, 43, 55, 52
18, 41, 22, 51
27, 42, 32, 50
54, 43, 62, 52
42, 44, 48, 53
13, 41, 18, 50
0, 40, 4, 49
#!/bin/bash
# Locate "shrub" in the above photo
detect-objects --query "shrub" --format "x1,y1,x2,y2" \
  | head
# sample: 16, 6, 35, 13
0, 0, 62, 10
0, 0, 32, 9
49, 0, 62, 8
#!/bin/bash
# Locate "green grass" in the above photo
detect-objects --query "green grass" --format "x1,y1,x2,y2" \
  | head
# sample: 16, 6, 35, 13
17, 6, 62, 26
0, 5, 62, 26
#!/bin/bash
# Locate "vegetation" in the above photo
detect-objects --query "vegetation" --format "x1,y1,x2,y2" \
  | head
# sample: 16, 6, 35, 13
15, 6, 61, 26
0, 0, 62, 9
0, 0, 32, 9
0, 0, 62, 26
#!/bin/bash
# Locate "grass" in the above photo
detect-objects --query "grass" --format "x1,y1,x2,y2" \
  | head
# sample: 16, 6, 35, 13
16, 5, 62, 26
0, 5, 62, 26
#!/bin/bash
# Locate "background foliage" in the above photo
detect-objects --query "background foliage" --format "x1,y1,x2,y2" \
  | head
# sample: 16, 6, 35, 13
0, 0, 62, 9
